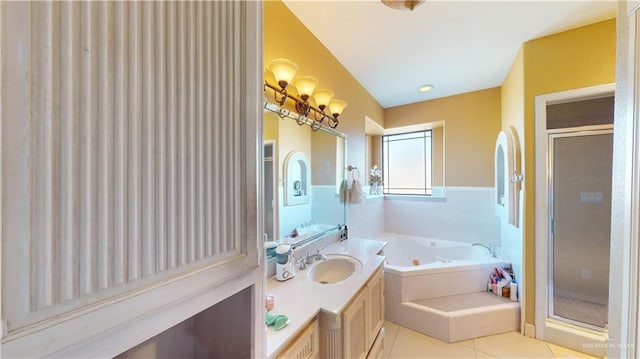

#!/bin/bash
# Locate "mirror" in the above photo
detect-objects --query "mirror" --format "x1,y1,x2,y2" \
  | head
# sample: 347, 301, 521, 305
263, 108, 347, 260
283, 151, 310, 206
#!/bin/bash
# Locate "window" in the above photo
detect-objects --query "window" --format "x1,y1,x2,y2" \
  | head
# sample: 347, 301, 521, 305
382, 130, 433, 195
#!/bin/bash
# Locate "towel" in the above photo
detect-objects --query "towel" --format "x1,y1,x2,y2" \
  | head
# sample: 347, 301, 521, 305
265, 312, 289, 331
339, 179, 349, 204
350, 179, 363, 204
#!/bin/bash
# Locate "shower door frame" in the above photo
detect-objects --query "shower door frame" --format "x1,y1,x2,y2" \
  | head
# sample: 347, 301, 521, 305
534, 83, 614, 356
547, 127, 613, 331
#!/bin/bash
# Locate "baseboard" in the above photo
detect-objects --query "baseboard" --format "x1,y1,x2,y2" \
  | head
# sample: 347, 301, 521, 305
525, 323, 536, 338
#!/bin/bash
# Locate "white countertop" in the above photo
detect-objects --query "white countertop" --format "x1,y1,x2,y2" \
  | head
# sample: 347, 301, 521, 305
265, 238, 387, 358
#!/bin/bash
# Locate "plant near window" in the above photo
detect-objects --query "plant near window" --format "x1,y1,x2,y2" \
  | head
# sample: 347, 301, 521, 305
370, 166, 383, 195
370, 165, 382, 185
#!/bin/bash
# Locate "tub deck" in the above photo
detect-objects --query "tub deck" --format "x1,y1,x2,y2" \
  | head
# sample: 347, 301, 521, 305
381, 234, 520, 342
413, 292, 515, 312
394, 292, 520, 343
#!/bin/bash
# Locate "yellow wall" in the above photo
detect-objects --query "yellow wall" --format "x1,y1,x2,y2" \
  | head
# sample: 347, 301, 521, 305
501, 49, 525, 156
502, 19, 616, 325
384, 88, 502, 187
264, 112, 311, 183
264, 1, 384, 173
311, 130, 339, 186
264, 112, 279, 142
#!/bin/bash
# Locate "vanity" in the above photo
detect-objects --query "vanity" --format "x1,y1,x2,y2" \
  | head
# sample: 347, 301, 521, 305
262, 100, 385, 358
266, 238, 386, 359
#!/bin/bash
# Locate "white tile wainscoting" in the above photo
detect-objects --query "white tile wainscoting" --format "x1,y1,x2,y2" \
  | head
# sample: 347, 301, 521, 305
384, 187, 501, 246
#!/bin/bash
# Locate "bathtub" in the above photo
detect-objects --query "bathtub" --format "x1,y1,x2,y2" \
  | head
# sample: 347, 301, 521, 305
379, 233, 507, 277
379, 233, 518, 342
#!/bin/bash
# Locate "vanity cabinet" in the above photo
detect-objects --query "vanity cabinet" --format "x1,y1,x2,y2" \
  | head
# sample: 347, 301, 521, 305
277, 318, 320, 359
366, 268, 385, 348
343, 289, 368, 359
366, 328, 385, 359
319, 264, 385, 359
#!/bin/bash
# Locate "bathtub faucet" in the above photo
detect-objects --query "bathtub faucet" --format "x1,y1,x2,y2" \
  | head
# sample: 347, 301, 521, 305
472, 243, 496, 258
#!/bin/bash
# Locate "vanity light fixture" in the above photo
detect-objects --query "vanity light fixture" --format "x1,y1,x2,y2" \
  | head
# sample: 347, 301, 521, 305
264, 58, 348, 131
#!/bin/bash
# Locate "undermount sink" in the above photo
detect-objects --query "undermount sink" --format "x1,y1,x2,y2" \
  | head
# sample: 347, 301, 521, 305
308, 254, 362, 284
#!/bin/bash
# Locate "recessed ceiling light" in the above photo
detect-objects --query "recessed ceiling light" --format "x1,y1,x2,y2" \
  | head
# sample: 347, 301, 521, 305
418, 84, 434, 93
381, 0, 425, 11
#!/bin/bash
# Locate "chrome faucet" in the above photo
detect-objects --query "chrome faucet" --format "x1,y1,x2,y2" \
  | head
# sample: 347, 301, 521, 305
472, 243, 496, 258
305, 249, 327, 264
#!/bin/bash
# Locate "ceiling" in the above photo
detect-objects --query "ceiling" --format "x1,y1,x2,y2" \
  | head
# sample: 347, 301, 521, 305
283, 0, 617, 109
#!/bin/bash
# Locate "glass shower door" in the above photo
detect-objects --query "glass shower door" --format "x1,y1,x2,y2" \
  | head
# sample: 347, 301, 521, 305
549, 130, 612, 329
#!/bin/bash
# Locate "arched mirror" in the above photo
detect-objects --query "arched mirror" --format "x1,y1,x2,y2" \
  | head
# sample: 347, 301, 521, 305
284, 151, 310, 206
496, 144, 505, 206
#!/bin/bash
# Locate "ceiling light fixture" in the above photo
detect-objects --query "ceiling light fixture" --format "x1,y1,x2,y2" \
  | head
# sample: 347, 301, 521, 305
264, 58, 348, 130
381, 0, 425, 11
418, 84, 434, 93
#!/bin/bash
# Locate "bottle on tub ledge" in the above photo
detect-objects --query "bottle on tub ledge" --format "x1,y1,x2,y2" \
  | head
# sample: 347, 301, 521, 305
487, 266, 518, 301
510, 279, 518, 302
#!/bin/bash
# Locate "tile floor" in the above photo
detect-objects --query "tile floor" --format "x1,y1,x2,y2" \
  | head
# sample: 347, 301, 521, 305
383, 320, 598, 359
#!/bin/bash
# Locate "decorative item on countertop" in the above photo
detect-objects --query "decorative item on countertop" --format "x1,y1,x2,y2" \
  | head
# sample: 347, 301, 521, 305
265, 294, 275, 312
265, 312, 289, 331
369, 165, 383, 195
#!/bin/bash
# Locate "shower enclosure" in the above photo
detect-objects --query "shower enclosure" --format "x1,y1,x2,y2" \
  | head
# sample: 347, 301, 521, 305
534, 85, 614, 357
549, 130, 612, 329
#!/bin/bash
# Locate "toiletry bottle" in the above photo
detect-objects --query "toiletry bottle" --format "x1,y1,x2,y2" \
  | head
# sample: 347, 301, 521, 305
510, 280, 518, 301
496, 281, 504, 296
502, 285, 510, 298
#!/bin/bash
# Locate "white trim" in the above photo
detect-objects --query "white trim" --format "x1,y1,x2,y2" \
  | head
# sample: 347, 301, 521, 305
534, 83, 614, 351
0, 0, 4, 340
628, 1, 640, 16
546, 124, 615, 135
382, 121, 444, 136
605, 7, 639, 357
264, 140, 279, 242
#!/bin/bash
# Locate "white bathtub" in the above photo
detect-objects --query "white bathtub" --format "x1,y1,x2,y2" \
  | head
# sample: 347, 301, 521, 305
379, 233, 519, 342
379, 233, 507, 277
